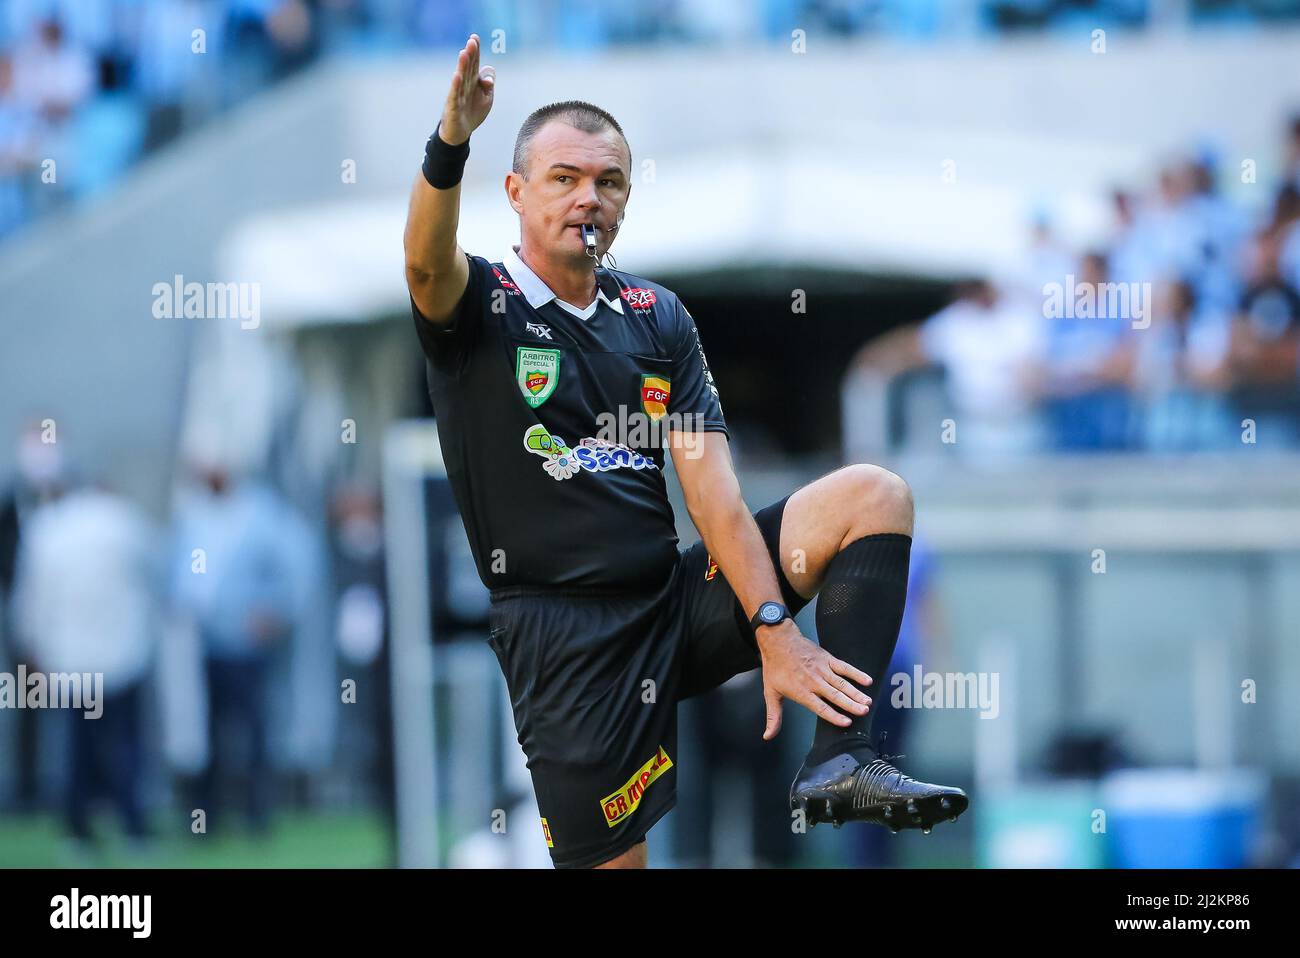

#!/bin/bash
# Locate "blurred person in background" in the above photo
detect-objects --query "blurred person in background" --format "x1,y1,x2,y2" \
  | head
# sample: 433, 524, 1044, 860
8, 0, 116, 58
0, 421, 66, 813
70, 49, 146, 200
1032, 251, 1137, 451
1277, 180, 1300, 296
1143, 164, 1201, 281
674, 668, 801, 868
6, 16, 92, 215
1013, 212, 1074, 299
222, 0, 318, 106
1107, 188, 1161, 288
848, 278, 1045, 455
1225, 229, 1300, 447
0, 52, 39, 236
132, 0, 223, 152
1181, 152, 1247, 315
4, 18, 92, 217
9, 17, 94, 125
1283, 113, 1300, 193
310, 0, 370, 55
8, 474, 160, 855
1112, 161, 1235, 312
1131, 278, 1233, 451
329, 482, 395, 862
170, 460, 306, 835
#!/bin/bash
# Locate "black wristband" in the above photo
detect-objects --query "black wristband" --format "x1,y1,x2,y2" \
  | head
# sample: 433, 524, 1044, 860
422, 122, 470, 189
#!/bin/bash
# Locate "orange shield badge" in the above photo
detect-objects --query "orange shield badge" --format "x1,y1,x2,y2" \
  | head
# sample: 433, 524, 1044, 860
641, 375, 671, 421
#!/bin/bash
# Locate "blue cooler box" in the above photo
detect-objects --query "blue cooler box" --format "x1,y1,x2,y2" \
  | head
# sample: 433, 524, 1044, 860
1100, 768, 1266, 869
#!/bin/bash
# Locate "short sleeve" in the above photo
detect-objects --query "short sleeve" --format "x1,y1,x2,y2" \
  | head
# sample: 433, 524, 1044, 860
411, 251, 488, 372
667, 297, 728, 437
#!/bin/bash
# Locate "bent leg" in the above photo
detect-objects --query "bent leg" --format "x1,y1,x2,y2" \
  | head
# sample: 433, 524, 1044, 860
777, 463, 913, 601
776, 464, 914, 756
778, 467, 969, 831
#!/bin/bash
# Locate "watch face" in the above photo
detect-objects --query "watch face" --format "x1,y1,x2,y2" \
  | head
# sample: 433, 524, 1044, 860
761, 604, 782, 623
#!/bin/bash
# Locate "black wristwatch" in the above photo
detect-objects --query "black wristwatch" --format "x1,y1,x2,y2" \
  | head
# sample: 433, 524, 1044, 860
750, 601, 791, 630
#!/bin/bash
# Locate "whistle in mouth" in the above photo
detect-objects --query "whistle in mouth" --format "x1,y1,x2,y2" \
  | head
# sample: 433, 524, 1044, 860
580, 223, 597, 256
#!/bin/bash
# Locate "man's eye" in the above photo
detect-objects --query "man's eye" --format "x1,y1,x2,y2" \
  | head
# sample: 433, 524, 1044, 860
599, 179, 615, 187
556, 175, 570, 183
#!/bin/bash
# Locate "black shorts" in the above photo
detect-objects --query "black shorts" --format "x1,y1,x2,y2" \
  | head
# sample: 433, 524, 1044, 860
486, 495, 811, 868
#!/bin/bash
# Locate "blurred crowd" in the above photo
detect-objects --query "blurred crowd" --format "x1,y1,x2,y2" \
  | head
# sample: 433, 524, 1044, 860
5, 0, 1300, 239
0, 422, 393, 859
0, 0, 347, 237
852, 116, 1300, 453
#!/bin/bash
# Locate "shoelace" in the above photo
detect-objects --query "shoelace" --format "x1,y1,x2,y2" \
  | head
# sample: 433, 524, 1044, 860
838, 730, 907, 764
876, 729, 906, 764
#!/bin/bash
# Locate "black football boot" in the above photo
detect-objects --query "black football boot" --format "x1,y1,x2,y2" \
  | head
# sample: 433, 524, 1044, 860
789, 732, 968, 834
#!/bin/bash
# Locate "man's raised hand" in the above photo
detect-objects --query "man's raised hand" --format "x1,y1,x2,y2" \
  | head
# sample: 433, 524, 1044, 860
440, 34, 495, 146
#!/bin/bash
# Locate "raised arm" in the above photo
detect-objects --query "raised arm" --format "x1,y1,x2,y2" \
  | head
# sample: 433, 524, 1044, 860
403, 34, 495, 326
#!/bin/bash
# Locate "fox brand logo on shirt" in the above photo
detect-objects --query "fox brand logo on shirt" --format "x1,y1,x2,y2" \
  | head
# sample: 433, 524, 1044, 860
50, 888, 151, 938
516, 347, 561, 408
704, 554, 718, 581
620, 287, 657, 311
525, 321, 553, 340
601, 746, 673, 827
522, 425, 659, 481
640, 375, 671, 421
540, 817, 554, 848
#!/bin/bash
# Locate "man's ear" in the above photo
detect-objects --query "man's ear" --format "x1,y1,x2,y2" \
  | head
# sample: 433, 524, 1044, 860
505, 171, 523, 215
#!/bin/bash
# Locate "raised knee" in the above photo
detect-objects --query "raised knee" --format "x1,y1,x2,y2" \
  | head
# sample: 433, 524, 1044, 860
843, 463, 913, 534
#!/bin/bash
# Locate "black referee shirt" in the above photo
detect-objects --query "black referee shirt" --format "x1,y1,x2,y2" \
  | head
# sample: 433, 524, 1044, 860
412, 248, 727, 590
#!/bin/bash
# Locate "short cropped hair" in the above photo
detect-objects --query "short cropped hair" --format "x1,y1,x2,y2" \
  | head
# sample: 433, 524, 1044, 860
513, 100, 631, 178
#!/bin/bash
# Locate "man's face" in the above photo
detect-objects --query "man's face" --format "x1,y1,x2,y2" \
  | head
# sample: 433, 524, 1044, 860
507, 121, 631, 266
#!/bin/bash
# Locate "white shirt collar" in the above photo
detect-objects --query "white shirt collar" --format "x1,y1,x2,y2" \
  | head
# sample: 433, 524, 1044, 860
504, 244, 623, 317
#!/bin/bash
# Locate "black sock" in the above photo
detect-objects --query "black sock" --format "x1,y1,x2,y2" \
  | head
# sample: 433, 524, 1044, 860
807, 532, 911, 762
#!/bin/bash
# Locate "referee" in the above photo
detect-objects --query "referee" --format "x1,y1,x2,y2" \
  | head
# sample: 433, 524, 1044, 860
403, 35, 967, 869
